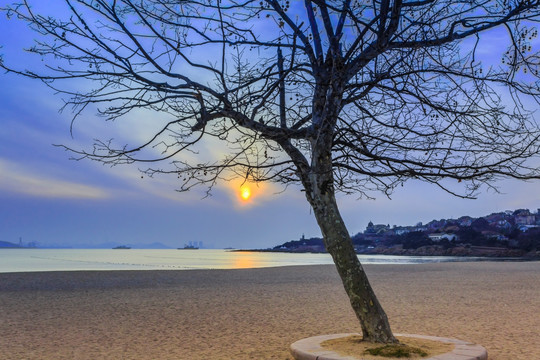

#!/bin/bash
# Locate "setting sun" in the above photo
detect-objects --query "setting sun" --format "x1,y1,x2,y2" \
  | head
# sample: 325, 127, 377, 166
227, 178, 274, 207
240, 187, 251, 200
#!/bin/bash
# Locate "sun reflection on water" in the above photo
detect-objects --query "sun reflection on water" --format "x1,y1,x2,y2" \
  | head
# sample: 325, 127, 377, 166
231, 252, 262, 268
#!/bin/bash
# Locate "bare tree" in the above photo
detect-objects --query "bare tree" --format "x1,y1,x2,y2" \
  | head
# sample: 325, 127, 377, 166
3, 0, 540, 343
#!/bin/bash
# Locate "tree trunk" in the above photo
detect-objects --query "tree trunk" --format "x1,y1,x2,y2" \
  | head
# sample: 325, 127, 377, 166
303, 172, 397, 343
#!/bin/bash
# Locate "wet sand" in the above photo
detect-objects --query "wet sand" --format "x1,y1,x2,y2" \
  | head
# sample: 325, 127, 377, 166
0, 261, 538, 359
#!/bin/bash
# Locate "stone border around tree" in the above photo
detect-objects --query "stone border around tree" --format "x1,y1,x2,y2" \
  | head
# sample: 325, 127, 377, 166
290, 333, 488, 360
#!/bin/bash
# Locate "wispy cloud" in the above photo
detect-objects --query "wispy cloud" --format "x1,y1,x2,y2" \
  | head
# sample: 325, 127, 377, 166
0, 159, 108, 199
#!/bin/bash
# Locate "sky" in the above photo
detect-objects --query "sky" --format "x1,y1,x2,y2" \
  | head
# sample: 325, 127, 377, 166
1, 2, 540, 249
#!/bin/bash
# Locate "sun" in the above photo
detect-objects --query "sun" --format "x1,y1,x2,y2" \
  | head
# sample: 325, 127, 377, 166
240, 187, 251, 200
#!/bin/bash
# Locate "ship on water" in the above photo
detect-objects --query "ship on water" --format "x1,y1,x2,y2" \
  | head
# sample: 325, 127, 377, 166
178, 241, 201, 250
178, 245, 199, 250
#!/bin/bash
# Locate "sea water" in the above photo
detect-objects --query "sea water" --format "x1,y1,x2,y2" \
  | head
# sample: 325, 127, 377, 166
0, 249, 485, 273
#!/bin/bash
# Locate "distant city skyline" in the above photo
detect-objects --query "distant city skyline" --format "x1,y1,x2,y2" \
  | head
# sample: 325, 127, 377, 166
1, 3, 540, 250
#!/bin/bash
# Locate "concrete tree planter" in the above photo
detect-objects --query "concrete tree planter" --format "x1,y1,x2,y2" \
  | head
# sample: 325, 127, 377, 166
290, 333, 488, 360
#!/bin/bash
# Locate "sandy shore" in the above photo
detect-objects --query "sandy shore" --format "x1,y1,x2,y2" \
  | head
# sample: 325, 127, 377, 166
0, 261, 538, 359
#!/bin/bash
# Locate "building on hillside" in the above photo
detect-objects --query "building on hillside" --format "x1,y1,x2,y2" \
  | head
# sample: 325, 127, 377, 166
364, 221, 390, 234
515, 211, 536, 226
484, 213, 506, 225
412, 225, 428, 232
493, 219, 512, 230
518, 224, 539, 232
428, 233, 458, 242
392, 226, 411, 235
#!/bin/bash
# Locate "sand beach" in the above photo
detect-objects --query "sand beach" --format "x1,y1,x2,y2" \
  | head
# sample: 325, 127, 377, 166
0, 261, 538, 359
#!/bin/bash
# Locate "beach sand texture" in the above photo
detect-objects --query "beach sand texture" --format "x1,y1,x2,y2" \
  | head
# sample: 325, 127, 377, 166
0, 262, 538, 360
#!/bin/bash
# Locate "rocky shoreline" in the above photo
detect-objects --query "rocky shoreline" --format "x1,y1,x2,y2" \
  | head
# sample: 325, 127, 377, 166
360, 245, 539, 258
235, 246, 540, 259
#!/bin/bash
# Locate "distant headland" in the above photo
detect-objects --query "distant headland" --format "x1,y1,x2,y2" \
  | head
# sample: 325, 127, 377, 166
0, 239, 37, 249
250, 208, 540, 259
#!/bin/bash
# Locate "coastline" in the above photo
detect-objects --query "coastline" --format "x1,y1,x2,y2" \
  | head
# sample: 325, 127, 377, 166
3, 249, 505, 274
233, 248, 539, 262
1, 261, 539, 359
233, 247, 540, 259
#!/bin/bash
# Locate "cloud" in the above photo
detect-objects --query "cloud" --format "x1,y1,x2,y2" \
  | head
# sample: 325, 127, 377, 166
0, 159, 108, 199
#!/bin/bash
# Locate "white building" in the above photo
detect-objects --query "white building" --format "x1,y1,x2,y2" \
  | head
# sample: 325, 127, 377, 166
428, 233, 458, 242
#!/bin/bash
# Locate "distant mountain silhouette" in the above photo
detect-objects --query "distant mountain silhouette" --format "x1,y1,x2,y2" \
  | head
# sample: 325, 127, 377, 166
0, 241, 22, 248
66, 241, 174, 249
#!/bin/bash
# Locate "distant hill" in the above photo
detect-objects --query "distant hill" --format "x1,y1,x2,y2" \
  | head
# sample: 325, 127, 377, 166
271, 207, 540, 258
0, 241, 22, 248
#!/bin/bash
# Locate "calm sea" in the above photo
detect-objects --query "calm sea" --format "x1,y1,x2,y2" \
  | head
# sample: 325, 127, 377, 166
0, 249, 485, 273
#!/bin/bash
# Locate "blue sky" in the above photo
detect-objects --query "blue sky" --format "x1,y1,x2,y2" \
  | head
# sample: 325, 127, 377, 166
1, 3, 540, 249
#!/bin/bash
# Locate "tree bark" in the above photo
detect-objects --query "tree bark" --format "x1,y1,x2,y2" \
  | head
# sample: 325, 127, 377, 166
302, 168, 397, 343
